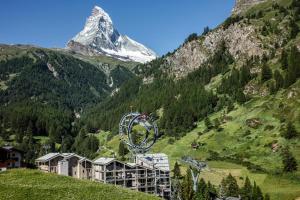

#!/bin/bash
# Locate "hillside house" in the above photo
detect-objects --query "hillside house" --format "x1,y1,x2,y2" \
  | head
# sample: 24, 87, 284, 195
0, 146, 23, 171
35, 153, 92, 179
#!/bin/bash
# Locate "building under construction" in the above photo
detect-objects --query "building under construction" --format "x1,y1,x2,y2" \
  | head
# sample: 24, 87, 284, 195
36, 153, 171, 199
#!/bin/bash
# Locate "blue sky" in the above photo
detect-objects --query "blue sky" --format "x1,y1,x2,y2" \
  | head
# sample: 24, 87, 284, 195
0, 0, 235, 55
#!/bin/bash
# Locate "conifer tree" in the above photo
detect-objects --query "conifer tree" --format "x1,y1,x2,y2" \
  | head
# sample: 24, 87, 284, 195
181, 169, 195, 200
256, 184, 264, 200
241, 176, 252, 200
264, 193, 271, 200
252, 181, 258, 200
118, 142, 129, 160
281, 122, 298, 139
219, 178, 227, 198
274, 70, 284, 90
236, 89, 247, 103
281, 147, 298, 172
196, 178, 207, 200
261, 64, 272, 82
225, 173, 239, 197
173, 161, 182, 179
285, 45, 300, 87
204, 117, 213, 130
202, 26, 210, 36
280, 49, 288, 69
289, 19, 299, 39
207, 181, 218, 199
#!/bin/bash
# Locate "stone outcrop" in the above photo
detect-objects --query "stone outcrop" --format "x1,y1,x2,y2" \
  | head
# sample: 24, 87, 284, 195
164, 22, 265, 78
232, 0, 267, 15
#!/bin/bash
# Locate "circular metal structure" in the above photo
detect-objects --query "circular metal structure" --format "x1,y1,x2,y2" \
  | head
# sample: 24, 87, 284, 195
119, 112, 158, 153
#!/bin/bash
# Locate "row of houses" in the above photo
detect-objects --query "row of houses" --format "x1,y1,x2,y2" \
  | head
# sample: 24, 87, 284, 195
36, 153, 171, 199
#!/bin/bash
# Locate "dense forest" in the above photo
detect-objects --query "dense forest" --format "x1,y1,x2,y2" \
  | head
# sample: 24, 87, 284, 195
0, 46, 134, 162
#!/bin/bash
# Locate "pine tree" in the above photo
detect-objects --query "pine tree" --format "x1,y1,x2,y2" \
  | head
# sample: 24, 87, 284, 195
202, 26, 210, 36
181, 169, 195, 200
281, 147, 298, 172
207, 181, 217, 199
204, 117, 213, 130
256, 185, 264, 200
252, 181, 258, 200
225, 173, 239, 197
261, 64, 272, 82
285, 45, 300, 87
280, 50, 288, 69
281, 122, 298, 139
289, 19, 299, 39
268, 81, 276, 94
61, 134, 73, 153
274, 70, 284, 90
196, 178, 207, 200
241, 176, 252, 200
213, 118, 221, 131
236, 89, 247, 103
264, 193, 271, 200
173, 161, 182, 179
118, 142, 129, 160
219, 178, 227, 199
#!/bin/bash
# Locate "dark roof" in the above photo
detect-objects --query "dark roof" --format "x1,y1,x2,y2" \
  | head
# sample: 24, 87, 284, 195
1, 146, 23, 153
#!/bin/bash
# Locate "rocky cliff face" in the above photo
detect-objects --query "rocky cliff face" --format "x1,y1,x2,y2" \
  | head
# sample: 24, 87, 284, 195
147, 0, 287, 79
163, 22, 265, 79
232, 0, 267, 15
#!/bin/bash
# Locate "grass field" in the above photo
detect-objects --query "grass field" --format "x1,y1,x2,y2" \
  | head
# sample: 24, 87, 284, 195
0, 169, 160, 200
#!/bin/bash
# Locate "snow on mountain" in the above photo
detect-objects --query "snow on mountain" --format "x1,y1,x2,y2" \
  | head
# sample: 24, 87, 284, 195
67, 6, 157, 63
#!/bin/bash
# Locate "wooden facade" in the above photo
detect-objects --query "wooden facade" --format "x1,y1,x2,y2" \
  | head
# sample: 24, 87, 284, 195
36, 153, 93, 180
0, 146, 23, 171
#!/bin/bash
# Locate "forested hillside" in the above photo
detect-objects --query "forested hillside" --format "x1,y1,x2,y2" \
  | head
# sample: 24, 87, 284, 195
0, 45, 135, 162
83, 0, 300, 136
81, 0, 300, 198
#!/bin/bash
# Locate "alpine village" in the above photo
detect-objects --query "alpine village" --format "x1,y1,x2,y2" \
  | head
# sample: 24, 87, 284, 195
1, 0, 300, 200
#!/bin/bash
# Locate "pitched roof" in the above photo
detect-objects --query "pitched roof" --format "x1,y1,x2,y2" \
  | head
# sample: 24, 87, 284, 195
61, 153, 83, 160
1, 146, 23, 153
79, 157, 93, 163
36, 153, 87, 162
36, 153, 61, 162
93, 157, 115, 165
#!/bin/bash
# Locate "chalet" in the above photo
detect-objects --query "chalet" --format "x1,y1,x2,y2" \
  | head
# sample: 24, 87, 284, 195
0, 146, 23, 171
35, 153, 92, 179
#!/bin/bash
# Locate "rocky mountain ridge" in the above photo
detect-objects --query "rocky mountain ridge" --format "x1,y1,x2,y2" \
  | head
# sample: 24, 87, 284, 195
67, 6, 157, 63
232, 0, 267, 15
138, 0, 295, 80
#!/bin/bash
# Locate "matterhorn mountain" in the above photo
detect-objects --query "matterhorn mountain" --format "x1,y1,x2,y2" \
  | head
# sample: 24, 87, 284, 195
67, 6, 157, 63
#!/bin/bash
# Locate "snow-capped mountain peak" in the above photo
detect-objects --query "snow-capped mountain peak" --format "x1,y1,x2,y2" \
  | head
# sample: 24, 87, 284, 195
67, 5, 157, 63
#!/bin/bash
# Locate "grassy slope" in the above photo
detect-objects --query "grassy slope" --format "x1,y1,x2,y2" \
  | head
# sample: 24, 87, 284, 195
149, 80, 300, 200
0, 169, 160, 200
98, 80, 300, 200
